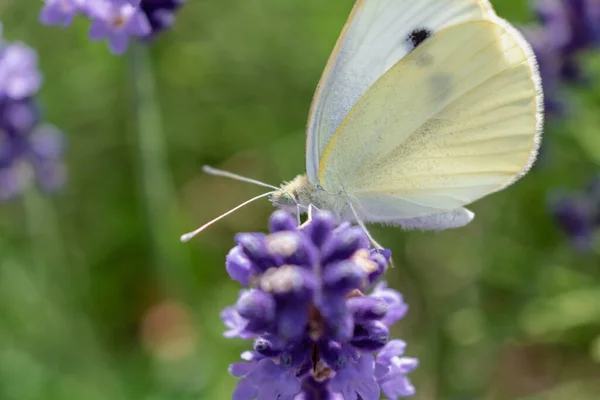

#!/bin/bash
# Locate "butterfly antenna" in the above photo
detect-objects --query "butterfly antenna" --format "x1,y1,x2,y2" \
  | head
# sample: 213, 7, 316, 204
202, 165, 279, 190
345, 200, 394, 268
180, 191, 276, 242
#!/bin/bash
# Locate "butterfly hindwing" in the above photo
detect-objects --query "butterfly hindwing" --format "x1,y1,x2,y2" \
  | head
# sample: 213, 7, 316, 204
391, 208, 475, 230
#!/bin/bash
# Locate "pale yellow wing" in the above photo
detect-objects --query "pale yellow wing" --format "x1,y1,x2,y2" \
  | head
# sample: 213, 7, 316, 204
318, 19, 543, 221
305, 0, 496, 183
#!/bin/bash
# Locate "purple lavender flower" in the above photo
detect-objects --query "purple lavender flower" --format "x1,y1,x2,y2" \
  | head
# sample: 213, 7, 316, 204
220, 209, 418, 399
525, 0, 600, 116
0, 42, 42, 100
40, 0, 87, 27
370, 281, 409, 327
86, 1, 151, 54
139, 0, 185, 40
549, 176, 600, 251
39, 0, 185, 54
329, 353, 380, 399
0, 29, 66, 199
376, 340, 419, 399
523, 2, 600, 245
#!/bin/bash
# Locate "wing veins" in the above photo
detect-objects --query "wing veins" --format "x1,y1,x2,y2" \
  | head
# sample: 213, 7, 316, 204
352, 28, 523, 172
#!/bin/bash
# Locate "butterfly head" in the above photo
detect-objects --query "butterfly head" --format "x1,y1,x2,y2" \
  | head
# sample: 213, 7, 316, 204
271, 174, 344, 218
272, 190, 298, 207
271, 174, 318, 214
270, 186, 301, 213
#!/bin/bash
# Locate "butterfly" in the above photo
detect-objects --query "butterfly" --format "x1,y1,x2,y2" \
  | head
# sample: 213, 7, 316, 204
181, 0, 543, 243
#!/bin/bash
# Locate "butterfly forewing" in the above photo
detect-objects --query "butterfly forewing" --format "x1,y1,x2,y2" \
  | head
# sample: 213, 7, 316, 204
317, 19, 542, 221
305, 0, 496, 183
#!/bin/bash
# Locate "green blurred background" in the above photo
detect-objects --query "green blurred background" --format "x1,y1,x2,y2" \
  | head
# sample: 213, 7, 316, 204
1, 0, 600, 399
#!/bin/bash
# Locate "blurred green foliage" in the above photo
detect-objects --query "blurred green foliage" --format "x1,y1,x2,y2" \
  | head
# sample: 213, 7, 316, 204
1, 0, 600, 399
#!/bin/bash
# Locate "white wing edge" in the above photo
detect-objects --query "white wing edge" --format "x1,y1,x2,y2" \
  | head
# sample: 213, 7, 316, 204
304, 0, 365, 184
489, 15, 544, 189
386, 207, 475, 231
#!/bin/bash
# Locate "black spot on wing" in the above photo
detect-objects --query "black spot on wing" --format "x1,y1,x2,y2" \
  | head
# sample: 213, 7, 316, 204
406, 28, 432, 51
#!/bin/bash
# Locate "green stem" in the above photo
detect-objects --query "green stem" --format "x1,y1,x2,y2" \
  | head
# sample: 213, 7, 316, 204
129, 44, 191, 294
434, 319, 452, 398
22, 182, 65, 284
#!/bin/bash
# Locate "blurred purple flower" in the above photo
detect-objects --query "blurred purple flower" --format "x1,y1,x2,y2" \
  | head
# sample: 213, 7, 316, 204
221, 209, 418, 399
87, 2, 151, 54
549, 176, 600, 251
39, 0, 186, 54
524, 0, 600, 116
523, 2, 600, 247
139, 0, 185, 39
0, 28, 66, 200
0, 42, 42, 100
40, 0, 86, 27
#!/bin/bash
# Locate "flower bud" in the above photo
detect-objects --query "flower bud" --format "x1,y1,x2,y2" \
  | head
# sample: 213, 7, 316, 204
236, 289, 275, 326
235, 233, 278, 272
350, 320, 389, 351
347, 296, 388, 322
322, 227, 369, 264
322, 261, 366, 294
269, 210, 297, 232
226, 245, 253, 285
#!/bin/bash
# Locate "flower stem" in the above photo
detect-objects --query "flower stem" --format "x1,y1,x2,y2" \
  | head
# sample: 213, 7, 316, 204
128, 43, 192, 294
22, 180, 64, 283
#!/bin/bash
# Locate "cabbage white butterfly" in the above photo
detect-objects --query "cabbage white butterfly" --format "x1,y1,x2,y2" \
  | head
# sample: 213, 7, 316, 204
181, 0, 543, 242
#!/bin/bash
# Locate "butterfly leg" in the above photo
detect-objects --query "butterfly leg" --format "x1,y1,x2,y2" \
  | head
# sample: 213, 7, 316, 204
298, 204, 319, 229
346, 200, 394, 268
296, 204, 302, 226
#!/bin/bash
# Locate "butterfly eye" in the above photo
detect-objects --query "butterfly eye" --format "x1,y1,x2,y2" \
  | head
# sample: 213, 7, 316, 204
280, 192, 296, 206
271, 191, 296, 208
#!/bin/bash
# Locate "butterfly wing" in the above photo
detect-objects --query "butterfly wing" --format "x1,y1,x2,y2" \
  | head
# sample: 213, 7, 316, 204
392, 208, 474, 230
305, 0, 495, 183
318, 18, 542, 221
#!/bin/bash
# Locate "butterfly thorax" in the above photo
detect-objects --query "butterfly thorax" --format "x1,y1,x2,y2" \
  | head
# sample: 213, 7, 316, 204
271, 174, 347, 219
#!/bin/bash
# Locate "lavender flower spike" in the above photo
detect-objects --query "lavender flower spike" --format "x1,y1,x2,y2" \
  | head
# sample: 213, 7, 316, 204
524, 0, 600, 117
221, 210, 418, 399
39, 0, 186, 54
0, 27, 66, 199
